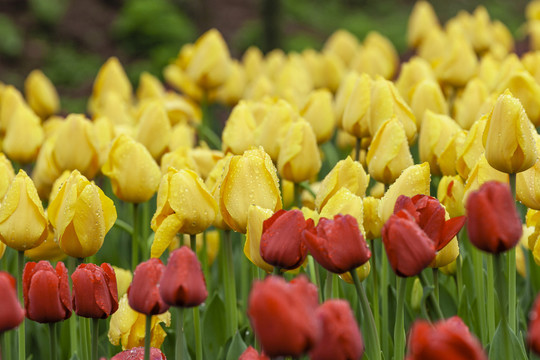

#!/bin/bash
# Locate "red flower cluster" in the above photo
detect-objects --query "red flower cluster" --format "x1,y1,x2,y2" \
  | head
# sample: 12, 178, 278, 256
72, 263, 118, 319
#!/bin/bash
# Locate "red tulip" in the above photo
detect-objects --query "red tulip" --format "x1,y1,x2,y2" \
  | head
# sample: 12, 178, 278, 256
0, 271, 24, 332
239, 346, 270, 360
260, 209, 308, 270
466, 181, 522, 253
303, 214, 371, 273
309, 299, 364, 360
72, 263, 119, 319
128, 258, 169, 315
394, 194, 465, 250
406, 316, 487, 360
528, 292, 540, 354
110, 347, 167, 359
248, 275, 320, 357
159, 246, 207, 307
23, 261, 71, 323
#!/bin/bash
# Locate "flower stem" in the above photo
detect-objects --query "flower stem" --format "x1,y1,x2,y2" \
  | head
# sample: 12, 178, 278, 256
193, 306, 203, 360
273, 266, 282, 276
92, 318, 99, 360
17, 251, 24, 360
222, 230, 238, 338
190, 234, 197, 253
486, 254, 496, 340
294, 183, 302, 209
355, 137, 361, 162
175, 308, 185, 360
432, 268, 439, 303
351, 269, 381, 360
49, 322, 56, 360
508, 247, 516, 332
394, 276, 406, 360
471, 246, 487, 344
308, 256, 322, 303
132, 203, 140, 271
381, 252, 389, 356
68, 258, 78, 357
0, 331, 4, 360
419, 272, 444, 320
494, 254, 512, 360
144, 315, 152, 360
113, 219, 133, 235
370, 240, 380, 336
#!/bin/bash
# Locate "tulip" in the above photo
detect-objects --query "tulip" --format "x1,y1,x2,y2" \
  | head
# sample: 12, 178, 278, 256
102, 134, 162, 203
456, 117, 487, 179
309, 300, 364, 360
301, 89, 335, 143
407, 1, 440, 48
341, 72, 372, 139
334, 71, 361, 129
406, 316, 487, 360
168, 122, 196, 152
518, 135, 540, 209
463, 154, 509, 203
395, 57, 435, 103
466, 181, 522, 253
437, 176, 466, 218
0, 170, 48, 251
247, 276, 320, 357
274, 55, 314, 107
260, 210, 309, 270
0, 152, 15, 199
323, 29, 359, 66
454, 78, 489, 130
245, 205, 275, 273
303, 214, 371, 274
242, 46, 264, 82
111, 347, 167, 360
483, 90, 538, 174
32, 137, 63, 199
0, 271, 25, 332
435, 33, 478, 87
108, 294, 171, 350
350, 44, 393, 80
277, 119, 321, 183
3, 102, 44, 163
51, 114, 101, 179
89, 57, 132, 116
366, 117, 414, 185
71, 263, 118, 319
410, 79, 448, 123
0, 85, 26, 134
159, 247, 207, 307
239, 346, 270, 360
528, 292, 540, 355
24, 220, 66, 261
189, 147, 224, 180
113, 266, 133, 298
214, 59, 247, 105
24, 69, 60, 119
150, 168, 217, 258
23, 261, 71, 323
219, 147, 282, 233
136, 72, 165, 100
128, 258, 170, 316
319, 188, 365, 235
160, 147, 198, 175
363, 196, 383, 240
221, 101, 257, 155
135, 101, 171, 159
438, 130, 467, 176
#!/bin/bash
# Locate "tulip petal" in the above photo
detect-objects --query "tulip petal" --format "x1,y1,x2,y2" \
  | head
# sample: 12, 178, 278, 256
151, 214, 183, 258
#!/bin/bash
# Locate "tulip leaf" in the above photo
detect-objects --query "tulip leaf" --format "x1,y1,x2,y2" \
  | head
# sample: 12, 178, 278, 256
225, 332, 248, 360
488, 323, 527, 360
203, 293, 227, 360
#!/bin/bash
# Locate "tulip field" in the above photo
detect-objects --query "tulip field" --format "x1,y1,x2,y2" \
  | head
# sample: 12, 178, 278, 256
4, 1, 540, 359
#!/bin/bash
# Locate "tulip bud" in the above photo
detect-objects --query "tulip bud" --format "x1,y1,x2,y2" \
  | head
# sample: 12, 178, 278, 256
214, 60, 247, 106
111, 347, 167, 360
25, 220, 66, 262
497, 71, 540, 127
72, 263, 118, 319
435, 33, 478, 87
240, 346, 270, 360
277, 119, 321, 183
0, 85, 25, 134
24, 69, 60, 119
245, 205, 275, 273
363, 196, 383, 240
3, 103, 44, 163
518, 134, 540, 210
367, 117, 414, 185
222, 101, 257, 155
0, 271, 25, 332
323, 29, 359, 67
463, 154, 509, 203
108, 294, 171, 350
23, 261, 71, 323
300, 89, 335, 144
411, 278, 423, 312
0, 153, 15, 199
128, 258, 170, 315
89, 57, 132, 115
483, 90, 538, 174
334, 71, 360, 129
112, 267, 132, 298
219, 147, 282, 233
342, 73, 372, 139
136, 72, 165, 101
454, 78, 489, 130
363, 31, 399, 78
407, 1, 440, 48
410, 79, 448, 123
102, 135, 162, 203
438, 175, 466, 218
438, 130, 467, 176
395, 57, 435, 103
242, 46, 264, 83
0, 170, 48, 251
168, 122, 196, 152
135, 101, 171, 159
319, 187, 365, 236
150, 168, 217, 258
160, 147, 199, 175
456, 117, 487, 179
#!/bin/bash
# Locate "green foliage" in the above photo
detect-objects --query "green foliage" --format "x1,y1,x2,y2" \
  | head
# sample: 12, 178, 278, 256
0, 15, 23, 57
28, 0, 69, 25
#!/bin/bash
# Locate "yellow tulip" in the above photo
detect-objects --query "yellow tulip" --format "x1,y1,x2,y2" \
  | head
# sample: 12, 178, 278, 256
274, 54, 313, 108
369, 77, 417, 144
363, 196, 382, 240
51, 114, 101, 178
222, 101, 257, 155
395, 57, 435, 103
323, 29, 359, 67
431, 236, 459, 269
435, 33, 478, 87
136, 72, 165, 101
339, 262, 371, 284
456, 117, 487, 179
334, 71, 361, 129
150, 168, 217, 258
369, 182, 385, 199
463, 154, 509, 203
527, 209, 540, 266
163, 92, 201, 126
31, 137, 62, 199
112, 267, 133, 298
93, 92, 134, 127
168, 122, 196, 152
364, 32, 399, 77
24, 70, 60, 119
407, 0, 440, 48
419, 111, 461, 175
418, 28, 448, 68
108, 294, 171, 350
213, 60, 246, 106
497, 71, 540, 127
516, 225, 532, 277
319, 187, 365, 236
244, 205, 274, 273
135, 101, 171, 159
242, 46, 264, 83
300, 89, 335, 144
410, 79, 448, 123
24, 221, 66, 262
315, 156, 369, 211
102, 135, 162, 203
491, 54, 524, 93
281, 179, 295, 209
438, 129, 467, 176
379, 162, 431, 223
48, 170, 116, 258
205, 154, 233, 230
491, 20, 514, 55
454, 78, 489, 130
0, 241, 5, 260
0, 85, 26, 134
163, 62, 203, 102
277, 119, 321, 183
189, 147, 224, 180
530, 20, 540, 51
523, 52, 540, 85
3, 103, 43, 163
367, 117, 414, 185
342, 73, 372, 139
517, 135, 540, 210
437, 175, 466, 218
320, 52, 345, 92
219, 147, 282, 233
350, 45, 393, 80
0, 170, 48, 251
243, 75, 274, 102
89, 57, 132, 115
0, 153, 15, 199
483, 90, 538, 174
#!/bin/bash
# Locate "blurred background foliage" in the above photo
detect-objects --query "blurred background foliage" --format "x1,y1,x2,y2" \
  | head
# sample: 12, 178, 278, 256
0, 0, 530, 113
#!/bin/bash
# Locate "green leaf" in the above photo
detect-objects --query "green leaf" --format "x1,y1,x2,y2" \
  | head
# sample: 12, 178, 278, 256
0, 15, 23, 57
203, 294, 227, 360
226, 332, 248, 360
488, 323, 527, 360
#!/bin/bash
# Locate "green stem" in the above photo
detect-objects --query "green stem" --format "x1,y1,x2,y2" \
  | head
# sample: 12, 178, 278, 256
509, 173, 517, 200
17, 251, 24, 360
176, 308, 185, 360
132, 203, 140, 271
222, 230, 238, 338
49, 322, 56, 360
0, 332, 4, 360
190, 234, 197, 253
141, 202, 150, 257
508, 247, 516, 332
394, 276, 407, 360
307, 256, 322, 303
370, 240, 380, 336
92, 318, 99, 360
486, 255, 496, 340
351, 270, 381, 360
355, 137, 361, 163
144, 315, 152, 360
471, 246, 487, 344
113, 218, 134, 235
381, 251, 389, 356
68, 258, 78, 357
193, 307, 203, 360
294, 183, 302, 209
324, 271, 333, 301
432, 268, 439, 304
79, 317, 90, 360
419, 272, 444, 320
456, 254, 463, 301
298, 181, 316, 198
332, 273, 340, 298
494, 254, 512, 360
273, 266, 281, 276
